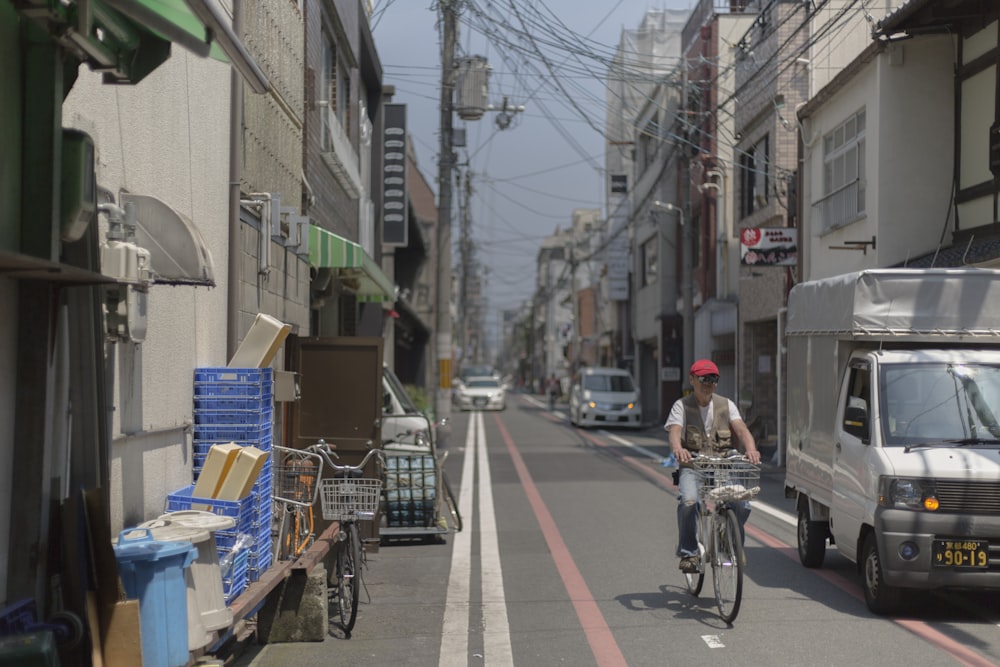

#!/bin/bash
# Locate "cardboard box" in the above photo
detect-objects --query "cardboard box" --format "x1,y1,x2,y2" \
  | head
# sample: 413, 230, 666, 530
83, 490, 143, 667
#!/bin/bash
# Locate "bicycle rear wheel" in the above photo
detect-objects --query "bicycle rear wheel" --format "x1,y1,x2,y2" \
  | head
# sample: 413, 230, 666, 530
683, 511, 704, 596
335, 522, 362, 636
712, 508, 745, 623
441, 469, 462, 532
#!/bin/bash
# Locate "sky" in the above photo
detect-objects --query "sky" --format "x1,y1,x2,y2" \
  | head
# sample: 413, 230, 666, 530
370, 0, 694, 338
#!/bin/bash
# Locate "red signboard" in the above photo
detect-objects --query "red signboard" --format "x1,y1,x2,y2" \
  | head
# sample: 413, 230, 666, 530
740, 227, 797, 266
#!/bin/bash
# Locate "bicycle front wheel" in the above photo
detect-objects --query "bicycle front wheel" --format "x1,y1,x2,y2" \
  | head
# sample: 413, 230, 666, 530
335, 522, 363, 636
711, 508, 745, 623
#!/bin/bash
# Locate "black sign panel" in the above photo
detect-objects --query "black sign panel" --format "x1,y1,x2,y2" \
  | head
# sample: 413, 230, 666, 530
383, 104, 408, 246
610, 174, 627, 194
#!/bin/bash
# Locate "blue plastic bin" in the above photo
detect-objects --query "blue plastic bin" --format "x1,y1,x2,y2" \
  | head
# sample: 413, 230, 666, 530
113, 528, 197, 667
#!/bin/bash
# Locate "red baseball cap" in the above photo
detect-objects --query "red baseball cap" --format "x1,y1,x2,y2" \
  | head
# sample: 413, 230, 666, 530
690, 359, 719, 377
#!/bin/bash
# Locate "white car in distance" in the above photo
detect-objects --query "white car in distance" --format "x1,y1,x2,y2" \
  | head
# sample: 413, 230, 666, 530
455, 375, 506, 411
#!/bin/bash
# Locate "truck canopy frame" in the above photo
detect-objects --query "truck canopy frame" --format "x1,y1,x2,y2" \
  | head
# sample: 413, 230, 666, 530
786, 269, 1000, 340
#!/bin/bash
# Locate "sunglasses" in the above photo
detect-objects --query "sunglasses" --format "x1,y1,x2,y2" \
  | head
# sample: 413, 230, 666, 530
697, 375, 720, 385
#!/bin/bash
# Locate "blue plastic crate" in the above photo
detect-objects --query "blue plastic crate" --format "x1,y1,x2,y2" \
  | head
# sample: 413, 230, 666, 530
193, 436, 272, 457
249, 550, 272, 582
195, 367, 272, 384
166, 485, 255, 534
192, 392, 272, 411
193, 422, 271, 442
194, 382, 272, 398
194, 406, 273, 426
253, 463, 273, 497
222, 548, 250, 604
0, 599, 37, 636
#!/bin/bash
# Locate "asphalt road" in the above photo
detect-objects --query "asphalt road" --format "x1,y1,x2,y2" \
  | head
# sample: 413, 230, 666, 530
230, 394, 1000, 667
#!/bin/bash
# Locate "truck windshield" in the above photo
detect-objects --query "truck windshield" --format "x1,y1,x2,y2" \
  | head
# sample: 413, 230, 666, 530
881, 363, 1000, 446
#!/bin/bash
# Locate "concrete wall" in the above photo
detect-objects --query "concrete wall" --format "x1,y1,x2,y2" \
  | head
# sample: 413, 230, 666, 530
64, 48, 233, 527
802, 35, 954, 280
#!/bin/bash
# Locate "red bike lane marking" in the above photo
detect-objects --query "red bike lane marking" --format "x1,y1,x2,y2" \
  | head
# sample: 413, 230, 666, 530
580, 430, 999, 667
491, 413, 628, 667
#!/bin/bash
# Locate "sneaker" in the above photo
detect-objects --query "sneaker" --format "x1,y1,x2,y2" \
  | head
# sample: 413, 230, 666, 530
679, 556, 699, 573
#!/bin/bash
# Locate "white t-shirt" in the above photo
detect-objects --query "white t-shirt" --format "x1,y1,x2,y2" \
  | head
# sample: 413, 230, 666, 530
664, 397, 742, 433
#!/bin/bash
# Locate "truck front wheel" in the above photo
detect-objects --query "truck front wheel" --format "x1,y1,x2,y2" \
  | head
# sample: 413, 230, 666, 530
797, 502, 828, 568
862, 531, 901, 615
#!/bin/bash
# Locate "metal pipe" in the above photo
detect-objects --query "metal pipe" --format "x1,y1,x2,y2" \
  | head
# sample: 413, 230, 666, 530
226, 1, 244, 359
653, 200, 690, 374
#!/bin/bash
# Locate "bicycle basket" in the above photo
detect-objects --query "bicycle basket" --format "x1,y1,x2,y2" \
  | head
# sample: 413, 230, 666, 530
272, 446, 323, 507
695, 458, 761, 503
320, 478, 383, 522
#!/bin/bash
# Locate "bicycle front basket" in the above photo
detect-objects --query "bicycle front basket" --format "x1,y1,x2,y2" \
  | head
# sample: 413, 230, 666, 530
697, 459, 761, 502
320, 477, 383, 522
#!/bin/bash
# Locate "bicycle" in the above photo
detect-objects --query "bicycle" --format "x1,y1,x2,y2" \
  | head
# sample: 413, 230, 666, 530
682, 452, 760, 623
307, 440, 384, 637
271, 445, 324, 561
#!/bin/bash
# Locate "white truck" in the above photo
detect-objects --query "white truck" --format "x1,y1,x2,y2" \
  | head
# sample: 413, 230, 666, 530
784, 268, 1000, 613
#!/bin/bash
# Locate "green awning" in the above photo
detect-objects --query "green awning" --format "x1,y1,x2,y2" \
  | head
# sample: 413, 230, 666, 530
21, 0, 271, 90
105, 0, 269, 92
309, 225, 394, 303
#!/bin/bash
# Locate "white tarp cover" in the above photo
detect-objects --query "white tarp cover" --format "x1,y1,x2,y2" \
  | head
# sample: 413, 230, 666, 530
786, 268, 1000, 337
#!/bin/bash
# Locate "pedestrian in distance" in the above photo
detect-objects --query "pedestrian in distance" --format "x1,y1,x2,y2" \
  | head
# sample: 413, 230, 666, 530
665, 359, 761, 573
547, 374, 560, 410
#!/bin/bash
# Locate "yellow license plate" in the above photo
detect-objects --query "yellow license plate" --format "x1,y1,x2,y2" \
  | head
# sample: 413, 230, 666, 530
932, 539, 989, 568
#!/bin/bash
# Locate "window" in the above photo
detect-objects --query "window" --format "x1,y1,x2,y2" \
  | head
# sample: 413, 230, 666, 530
321, 29, 350, 150
739, 135, 769, 218
642, 236, 657, 286
843, 364, 871, 441
816, 108, 866, 232
321, 30, 335, 148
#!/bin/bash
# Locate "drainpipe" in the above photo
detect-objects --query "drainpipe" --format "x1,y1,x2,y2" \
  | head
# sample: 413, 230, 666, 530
227, 1, 245, 360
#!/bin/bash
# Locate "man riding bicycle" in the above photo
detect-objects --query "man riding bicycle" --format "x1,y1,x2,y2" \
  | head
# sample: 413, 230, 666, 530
665, 359, 761, 573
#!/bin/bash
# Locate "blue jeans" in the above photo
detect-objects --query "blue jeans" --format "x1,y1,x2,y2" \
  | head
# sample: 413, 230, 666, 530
676, 466, 751, 557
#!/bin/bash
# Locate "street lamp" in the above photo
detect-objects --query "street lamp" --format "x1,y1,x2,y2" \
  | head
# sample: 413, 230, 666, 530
653, 200, 693, 379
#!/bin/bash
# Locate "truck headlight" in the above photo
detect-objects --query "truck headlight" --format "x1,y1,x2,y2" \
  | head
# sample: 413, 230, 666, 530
879, 477, 939, 511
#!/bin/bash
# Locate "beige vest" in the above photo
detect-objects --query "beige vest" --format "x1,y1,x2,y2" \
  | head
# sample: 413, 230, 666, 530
681, 394, 732, 456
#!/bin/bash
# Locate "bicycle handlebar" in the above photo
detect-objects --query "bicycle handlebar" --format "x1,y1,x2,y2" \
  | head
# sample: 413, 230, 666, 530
305, 439, 384, 473
689, 450, 755, 464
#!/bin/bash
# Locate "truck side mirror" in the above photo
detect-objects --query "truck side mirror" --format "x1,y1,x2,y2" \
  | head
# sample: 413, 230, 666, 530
844, 405, 869, 441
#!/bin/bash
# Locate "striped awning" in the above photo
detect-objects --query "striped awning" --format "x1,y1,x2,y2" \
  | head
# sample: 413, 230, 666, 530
308, 225, 394, 302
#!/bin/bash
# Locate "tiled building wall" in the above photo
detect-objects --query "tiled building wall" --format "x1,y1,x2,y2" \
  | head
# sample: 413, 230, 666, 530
242, 0, 304, 207
303, 0, 361, 240
237, 225, 311, 338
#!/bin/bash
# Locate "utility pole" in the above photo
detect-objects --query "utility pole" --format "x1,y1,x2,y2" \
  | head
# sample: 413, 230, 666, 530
569, 239, 579, 377
435, 0, 457, 421
460, 169, 473, 363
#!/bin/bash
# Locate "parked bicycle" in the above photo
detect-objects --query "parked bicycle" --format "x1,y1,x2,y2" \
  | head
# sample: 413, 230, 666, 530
271, 445, 324, 562
682, 452, 760, 623
307, 440, 384, 637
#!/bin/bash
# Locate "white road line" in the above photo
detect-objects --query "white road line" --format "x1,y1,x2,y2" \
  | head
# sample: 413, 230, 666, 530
602, 430, 666, 460
600, 430, 796, 528
702, 635, 726, 648
475, 411, 514, 665
439, 416, 477, 666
